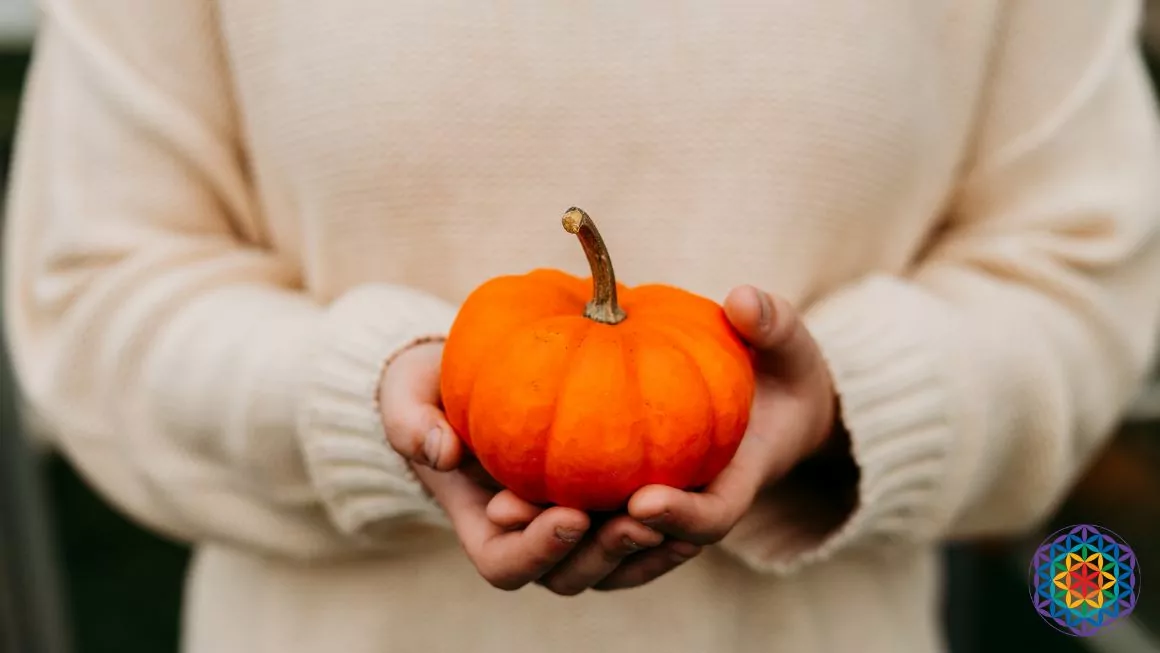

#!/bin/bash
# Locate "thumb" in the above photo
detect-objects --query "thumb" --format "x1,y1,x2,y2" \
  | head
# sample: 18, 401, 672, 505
723, 285, 817, 379
380, 384, 464, 472
410, 405, 465, 472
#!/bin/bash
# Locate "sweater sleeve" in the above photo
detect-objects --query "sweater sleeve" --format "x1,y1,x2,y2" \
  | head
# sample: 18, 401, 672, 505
719, 0, 1160, 574
2, 0, 454, 560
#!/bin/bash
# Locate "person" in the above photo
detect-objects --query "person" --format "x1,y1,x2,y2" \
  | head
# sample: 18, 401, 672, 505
5, 0, 1160, 651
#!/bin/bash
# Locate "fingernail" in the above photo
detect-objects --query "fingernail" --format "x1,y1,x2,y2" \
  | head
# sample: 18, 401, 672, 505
755, 289, 772, 328
621, 536, 650, 552
556, 527, 584, 543
423, 428, 442, 467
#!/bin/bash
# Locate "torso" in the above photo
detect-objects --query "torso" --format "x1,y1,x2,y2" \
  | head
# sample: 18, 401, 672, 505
215, 0, 999, 308
187, 4, 1001, 650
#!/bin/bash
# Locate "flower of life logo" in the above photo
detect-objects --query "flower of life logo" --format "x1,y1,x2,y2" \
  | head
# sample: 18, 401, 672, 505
1028, 524, 1141, 637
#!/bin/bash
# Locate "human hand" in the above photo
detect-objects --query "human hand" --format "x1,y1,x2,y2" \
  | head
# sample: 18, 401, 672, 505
380, 341, 696, 594
468, 285, 837, 594
623, 286, 839, 547
379, 341, 586, 589
380, 341, 464, 473
485, 490, 703, 595
519, 286, 838, 593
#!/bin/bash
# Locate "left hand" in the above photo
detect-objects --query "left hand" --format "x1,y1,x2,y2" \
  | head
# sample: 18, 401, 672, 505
610, 285, 839, 580
484, 285, 840, 595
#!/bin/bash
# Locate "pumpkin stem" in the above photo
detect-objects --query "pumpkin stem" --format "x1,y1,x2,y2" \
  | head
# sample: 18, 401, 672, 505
561, 207, 627, 325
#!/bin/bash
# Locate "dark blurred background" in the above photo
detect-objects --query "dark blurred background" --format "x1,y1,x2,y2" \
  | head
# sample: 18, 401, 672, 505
1, 3, 1159, 652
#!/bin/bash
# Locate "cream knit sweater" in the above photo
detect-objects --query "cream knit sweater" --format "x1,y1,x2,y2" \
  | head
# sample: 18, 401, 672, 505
6, 1, 1160, 651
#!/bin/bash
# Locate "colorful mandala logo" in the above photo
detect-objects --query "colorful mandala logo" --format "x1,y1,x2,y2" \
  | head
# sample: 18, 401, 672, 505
1028, 524, 1142, 637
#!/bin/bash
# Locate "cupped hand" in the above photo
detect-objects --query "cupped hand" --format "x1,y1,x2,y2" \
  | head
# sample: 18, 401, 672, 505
486, 490, 703, 595
380, 341, 584, 589
624, 286, 839, 548
520, 286, 838, 592
380, 340, 699, 594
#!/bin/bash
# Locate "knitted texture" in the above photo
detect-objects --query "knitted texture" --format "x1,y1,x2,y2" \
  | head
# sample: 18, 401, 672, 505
5, 0, 1160, 651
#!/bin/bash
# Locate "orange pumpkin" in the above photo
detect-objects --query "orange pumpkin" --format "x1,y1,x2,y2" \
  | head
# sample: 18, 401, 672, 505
440, 208, 756, 511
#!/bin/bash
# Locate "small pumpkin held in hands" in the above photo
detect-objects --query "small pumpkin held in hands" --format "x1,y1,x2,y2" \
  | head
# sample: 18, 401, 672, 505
440, 208, 756, 511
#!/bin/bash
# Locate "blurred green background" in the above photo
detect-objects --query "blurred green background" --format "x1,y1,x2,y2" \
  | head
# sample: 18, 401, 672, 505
2, 12, 1159, 653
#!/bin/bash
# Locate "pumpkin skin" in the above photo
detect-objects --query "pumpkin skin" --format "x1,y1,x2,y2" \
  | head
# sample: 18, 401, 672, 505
439, 209, 756, 511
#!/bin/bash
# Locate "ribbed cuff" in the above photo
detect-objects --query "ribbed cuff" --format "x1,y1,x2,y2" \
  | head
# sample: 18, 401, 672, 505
720, 276, 956, 574
297, 284, 458, 543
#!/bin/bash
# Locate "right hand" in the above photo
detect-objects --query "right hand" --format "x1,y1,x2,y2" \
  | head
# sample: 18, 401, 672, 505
379, 341, 593, 590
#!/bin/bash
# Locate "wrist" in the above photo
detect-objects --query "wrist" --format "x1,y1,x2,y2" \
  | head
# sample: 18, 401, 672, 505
376, 337, 445, 410
813, 392, 848, 459
381, 337, 445, 379
815, 413, 851, 461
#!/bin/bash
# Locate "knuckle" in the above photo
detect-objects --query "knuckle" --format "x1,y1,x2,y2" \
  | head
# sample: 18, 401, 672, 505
386, 432, 422, 459
384, 421, 428, 459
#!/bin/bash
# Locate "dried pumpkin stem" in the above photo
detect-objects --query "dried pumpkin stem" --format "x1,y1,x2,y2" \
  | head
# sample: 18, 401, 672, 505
561, 207, 627, 325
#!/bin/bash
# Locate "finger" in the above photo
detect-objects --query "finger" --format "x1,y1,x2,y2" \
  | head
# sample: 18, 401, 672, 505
537, 516, 664, 596
379, 343, 465, 471
627, 436, 772, 544
413, 462, 496, 516
385, 404, 464, 472
724, 286, 817, 379
380, 365, 464, 471
472, 507, 591, 591
486, 490, 545, 530
723, 285, 797, 351
593, 540, 703, 591
428, 467, 591, 590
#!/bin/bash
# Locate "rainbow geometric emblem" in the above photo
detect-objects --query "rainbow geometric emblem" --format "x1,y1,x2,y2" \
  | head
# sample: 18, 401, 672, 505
1028, 524, 1142, 637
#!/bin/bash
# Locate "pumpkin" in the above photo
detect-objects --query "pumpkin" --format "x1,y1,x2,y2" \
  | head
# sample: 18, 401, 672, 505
440, 208, 756, 511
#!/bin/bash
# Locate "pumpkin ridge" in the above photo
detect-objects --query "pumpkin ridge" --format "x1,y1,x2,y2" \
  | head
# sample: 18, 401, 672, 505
621, 327, 651, 494
441, 210, 754, 510
673, 317, 755, 486
523, 268, 590, 306
639, 322, 719, 487
442, 273, 587, 439
463, 312, 570, 458
626, 304, 741, 357
541, 320, 595, 506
